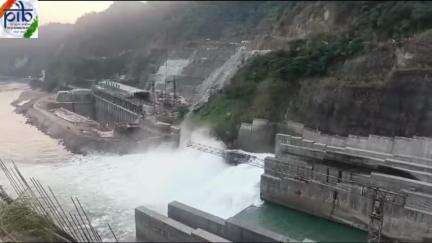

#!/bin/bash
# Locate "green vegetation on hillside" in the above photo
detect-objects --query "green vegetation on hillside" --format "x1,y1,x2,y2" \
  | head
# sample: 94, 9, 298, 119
352, 1, 432, 41
42, 1, 293, 89
194, 1, 432, 143
194, 33, 364, 142
45, 54, 129, 91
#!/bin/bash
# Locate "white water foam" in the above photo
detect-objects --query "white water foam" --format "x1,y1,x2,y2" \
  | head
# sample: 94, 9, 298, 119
10, 129, 265, 241
0, 85, 268, 241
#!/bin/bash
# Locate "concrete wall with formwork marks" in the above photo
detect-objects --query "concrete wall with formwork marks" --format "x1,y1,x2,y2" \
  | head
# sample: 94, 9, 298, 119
94, 94, 141, 124
237, 118, 274, 153
264, 133, 432, 241
167, 201, 291, 242
135, 206, 230, 242
56, 89, 95, 119
277, 120, 432, 165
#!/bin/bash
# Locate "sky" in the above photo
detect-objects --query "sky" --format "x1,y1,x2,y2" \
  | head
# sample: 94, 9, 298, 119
38, 1, 115, 25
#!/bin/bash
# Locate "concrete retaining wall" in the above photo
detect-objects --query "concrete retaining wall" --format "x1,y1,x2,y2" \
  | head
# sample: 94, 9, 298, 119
275, 133, 432, 183
168, 201, 226, 237
261, 156, 432, 241
237, 119, 274, 153
279, 121, 432, 162
225, 217, 289, 243
167, 201, 290, 242
371, 173, 432, 194
57, 102, 94, 119
94, 94, 141, 124
135, 206, 229, 242
55, 89, 95, 118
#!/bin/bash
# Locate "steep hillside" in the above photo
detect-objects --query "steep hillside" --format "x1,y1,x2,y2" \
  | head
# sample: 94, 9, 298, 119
36, 1, 291, 91
194, 1, 432, 143
3, 1, 432, 142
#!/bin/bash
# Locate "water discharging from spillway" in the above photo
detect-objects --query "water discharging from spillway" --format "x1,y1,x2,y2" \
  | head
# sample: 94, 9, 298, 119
16, 138, 265, 241
0, 82, 265, 240
0, 82, 366, 242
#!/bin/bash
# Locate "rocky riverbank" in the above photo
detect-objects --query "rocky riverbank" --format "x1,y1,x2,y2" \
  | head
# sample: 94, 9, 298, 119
10, 86, 181, 155
11, 88, 138, 155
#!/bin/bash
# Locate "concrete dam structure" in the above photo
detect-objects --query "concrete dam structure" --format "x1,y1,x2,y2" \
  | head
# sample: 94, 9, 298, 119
135, 201, 291, 242
261, 132, 432, 242
52, 80, 183, 152
57, 80, 147, 125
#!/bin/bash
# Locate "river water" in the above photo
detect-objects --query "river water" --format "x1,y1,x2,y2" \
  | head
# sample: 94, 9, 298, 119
0, 82, 366, 242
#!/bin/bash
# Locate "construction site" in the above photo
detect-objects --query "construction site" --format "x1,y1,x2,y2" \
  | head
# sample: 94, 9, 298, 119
22, 78, 188, 154
23, 77, 432, 242
132, 129, 432, 242
2, 79, 432, 243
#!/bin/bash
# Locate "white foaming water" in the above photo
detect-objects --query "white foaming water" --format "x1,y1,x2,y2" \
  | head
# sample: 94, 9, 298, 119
0, 83, 267, 241
12, 131, 265, 241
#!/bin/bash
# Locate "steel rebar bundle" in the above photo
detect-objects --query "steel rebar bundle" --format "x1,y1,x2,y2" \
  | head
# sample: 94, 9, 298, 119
0, 159, 118, 242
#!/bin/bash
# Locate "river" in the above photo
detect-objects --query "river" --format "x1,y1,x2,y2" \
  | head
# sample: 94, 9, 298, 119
0, 82, 366, 242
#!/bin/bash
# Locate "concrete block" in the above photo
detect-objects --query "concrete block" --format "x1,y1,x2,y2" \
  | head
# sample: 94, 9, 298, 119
238, 120, 273, 153
346, 135, 368, 150
328, 167, 340, 184
371, 173, 432, 194
325, 145, 346, 153
276, 133, 291, 145
252, 118, 270, 130
421, 137, 432, 159
135, 206, 196, 242
392, 137, 417, 157
136, 205, 231, 242
341, 171, 352, 182
192, 229, 231, 242
283, 137, 315, 149
384, 158, 432, 174
303, 128, 320, 142
313, 164, 328, 183
350, 173, 371, 185
394, 154, 432, 167
317, 133, 331, 145
286, 135, 302, 145
344, 147, 391, 160
403, 190, 432, 215
168, 201, 226, 237
225, 217, 290, 242
324, 150, 383, 168
328, 135, 346, 147
279, 144, 325, 161
302, 139, 316, 148
367, 135, 394, 153
285, 120, 304, 134
239, 123, 252, 134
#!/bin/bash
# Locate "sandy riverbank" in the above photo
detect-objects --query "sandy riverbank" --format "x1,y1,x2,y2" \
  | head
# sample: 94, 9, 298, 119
10, 87, 162, 155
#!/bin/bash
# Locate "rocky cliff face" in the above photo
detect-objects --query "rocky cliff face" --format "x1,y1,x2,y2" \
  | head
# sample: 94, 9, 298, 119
295, 30, 432, 137
193, 2, 432, 142
301, 70, 432, 137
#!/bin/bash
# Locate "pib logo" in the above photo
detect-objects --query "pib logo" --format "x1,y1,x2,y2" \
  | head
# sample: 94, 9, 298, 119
0, 0, 38, 38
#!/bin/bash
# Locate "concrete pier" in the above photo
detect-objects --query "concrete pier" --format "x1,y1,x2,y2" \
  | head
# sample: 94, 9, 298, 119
261, 133, 432, 241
